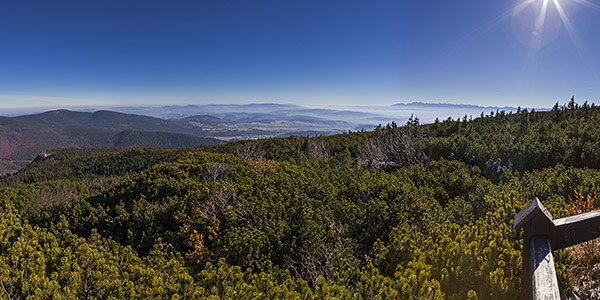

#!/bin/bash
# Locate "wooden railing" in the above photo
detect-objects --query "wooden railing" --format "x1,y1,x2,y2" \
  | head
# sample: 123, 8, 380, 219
514, 198, 600, 299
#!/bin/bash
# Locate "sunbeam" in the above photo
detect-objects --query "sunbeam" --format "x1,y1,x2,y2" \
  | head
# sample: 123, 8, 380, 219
514, 0, 537, 13
571, 0, 600, 11
511, 0, 562, 48
533, 0, 550, 48
506, 0, 600, 87
552, 0, 577, 41
552, 0, 600, 82
448, 0, 534, 51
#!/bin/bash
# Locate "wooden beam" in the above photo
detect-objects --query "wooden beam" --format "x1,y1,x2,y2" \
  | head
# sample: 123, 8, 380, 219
530, 236, 561, 300
553, 210, 600, 249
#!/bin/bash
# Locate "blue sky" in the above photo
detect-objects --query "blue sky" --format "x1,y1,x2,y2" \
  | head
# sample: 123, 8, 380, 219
1, 0, 599, 110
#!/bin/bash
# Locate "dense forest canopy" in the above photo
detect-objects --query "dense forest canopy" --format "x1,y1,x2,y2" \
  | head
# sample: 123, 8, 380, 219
1, 101, 599, 299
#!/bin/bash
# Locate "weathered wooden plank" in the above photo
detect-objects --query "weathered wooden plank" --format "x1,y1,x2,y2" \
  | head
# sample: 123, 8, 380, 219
553, 210, 600, 249
516, 199, 557, 300
521, 226, 533, 300
530, 236, 561, 300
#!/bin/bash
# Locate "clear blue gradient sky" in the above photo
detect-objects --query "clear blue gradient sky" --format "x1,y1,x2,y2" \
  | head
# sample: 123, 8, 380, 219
1, 0, 599, 110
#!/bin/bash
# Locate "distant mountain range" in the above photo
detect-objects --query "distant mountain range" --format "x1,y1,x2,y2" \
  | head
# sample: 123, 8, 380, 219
1, 102, 544, 174
0, 107, 371, 174
110, 103, 375, 139
108, 102, 532, 127
392, 102, 518, 110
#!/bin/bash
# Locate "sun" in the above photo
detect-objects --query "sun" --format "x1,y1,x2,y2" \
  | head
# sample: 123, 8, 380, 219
511, 0, 599, 48
511, 0, 568, 48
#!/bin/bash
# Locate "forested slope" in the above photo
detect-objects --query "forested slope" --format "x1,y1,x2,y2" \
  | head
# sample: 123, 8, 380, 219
0, 111, 223, 175
0, 101, 598, 299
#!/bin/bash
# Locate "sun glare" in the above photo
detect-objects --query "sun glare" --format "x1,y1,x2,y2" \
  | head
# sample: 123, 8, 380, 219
511, 0, 599, 49
511, 0, 564, 48
509, 0, 600, 83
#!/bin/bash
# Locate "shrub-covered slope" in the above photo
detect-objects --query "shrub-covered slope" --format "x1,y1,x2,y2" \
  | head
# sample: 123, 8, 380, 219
0, 102, 598, 299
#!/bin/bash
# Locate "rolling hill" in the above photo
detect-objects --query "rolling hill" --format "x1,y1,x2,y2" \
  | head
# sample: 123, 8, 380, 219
0, 112, 222, 175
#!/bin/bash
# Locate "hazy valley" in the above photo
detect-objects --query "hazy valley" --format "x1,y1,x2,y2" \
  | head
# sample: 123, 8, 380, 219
0, 102, 524, 175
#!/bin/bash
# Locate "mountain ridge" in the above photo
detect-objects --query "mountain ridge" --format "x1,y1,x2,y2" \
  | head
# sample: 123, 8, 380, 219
0, 111, 223, 174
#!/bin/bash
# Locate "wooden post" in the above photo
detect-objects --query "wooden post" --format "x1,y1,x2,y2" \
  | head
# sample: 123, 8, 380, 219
514, 198, 556, 300
515, 198, 600, 299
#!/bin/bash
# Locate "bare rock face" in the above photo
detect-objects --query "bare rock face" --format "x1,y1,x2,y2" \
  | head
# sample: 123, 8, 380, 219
32, 152, 51, 162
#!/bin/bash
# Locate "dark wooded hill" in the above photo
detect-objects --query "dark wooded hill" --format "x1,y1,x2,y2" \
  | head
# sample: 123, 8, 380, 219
0, 111, 222, 174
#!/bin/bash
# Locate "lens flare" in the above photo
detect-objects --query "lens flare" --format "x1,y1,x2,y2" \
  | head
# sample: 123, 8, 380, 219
508, 0, 600, 86
511, 0, 562, 48
551, 0, 599, 81
510, 0, 597, 50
